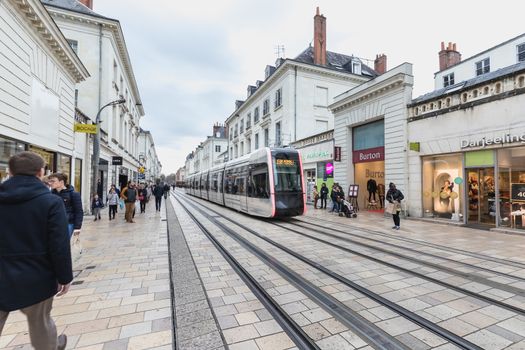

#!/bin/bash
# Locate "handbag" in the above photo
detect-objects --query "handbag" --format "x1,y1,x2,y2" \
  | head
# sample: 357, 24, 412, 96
119, 199, 125, 209
71, 233, 83, 264
385, 202, 395, 214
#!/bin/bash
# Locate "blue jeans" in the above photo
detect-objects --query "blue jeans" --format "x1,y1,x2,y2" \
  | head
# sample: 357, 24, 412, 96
68, 224, 74, 239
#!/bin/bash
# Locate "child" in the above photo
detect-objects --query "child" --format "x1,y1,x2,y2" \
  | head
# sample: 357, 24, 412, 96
91, 194, 103, 221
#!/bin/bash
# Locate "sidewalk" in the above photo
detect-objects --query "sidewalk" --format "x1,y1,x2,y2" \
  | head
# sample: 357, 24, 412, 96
0, 200, 173, 350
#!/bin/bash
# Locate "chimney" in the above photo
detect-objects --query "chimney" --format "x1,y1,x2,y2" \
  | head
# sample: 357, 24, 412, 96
374, 54, 387, 74
438, 41, 461, 71
78, 0, 93, 9
313, 7, 327, 65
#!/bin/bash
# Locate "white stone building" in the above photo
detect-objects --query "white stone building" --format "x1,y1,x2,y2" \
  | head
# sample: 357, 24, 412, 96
137, 129, 162, 183
330, 64, 414, 210
0, 0, 89, 185
42, 0, 145, 203
184, 124, 228, 176
407, 34, 525, 232
225, 8, 384, 196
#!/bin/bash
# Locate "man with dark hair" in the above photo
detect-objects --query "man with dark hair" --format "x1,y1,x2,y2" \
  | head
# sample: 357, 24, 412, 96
49, 172, 83, 238
153, 182, 164, 212
0, 151, 71, 349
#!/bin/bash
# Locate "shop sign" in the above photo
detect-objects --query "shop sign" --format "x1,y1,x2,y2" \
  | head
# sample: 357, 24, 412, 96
334, 146, 341, 162
74, 123, 97, 134
111, 156, 123, 165
409, 142, 420, 152
511, 183, 525, 201
353, 146, 384, 164
292, 130, 333, 148
461, 133, 525, 149
301, 141, 333, 163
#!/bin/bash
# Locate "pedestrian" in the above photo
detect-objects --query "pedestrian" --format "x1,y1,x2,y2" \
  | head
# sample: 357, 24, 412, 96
138, 184, 148, 213
107, 187, 118, 220
320, 183, 328, 209
163, 183, 170, 199
153, 182, 164, 212
330, 184, 340, 213
0, 151, 71, 350
386, 182, 404, 230
313, 185, 319, 209
91, 194, 103, 221
49, 172, 83, 238
96, 178, 103, 200
121, 181, 137, 223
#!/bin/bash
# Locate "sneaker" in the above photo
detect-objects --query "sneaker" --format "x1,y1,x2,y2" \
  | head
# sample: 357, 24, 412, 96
392, 226, 397, 229
395, 226, 400, 230
57, 334, 67, 350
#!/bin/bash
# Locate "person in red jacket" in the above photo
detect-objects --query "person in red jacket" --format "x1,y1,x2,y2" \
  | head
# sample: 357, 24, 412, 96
0, 151, 71, 349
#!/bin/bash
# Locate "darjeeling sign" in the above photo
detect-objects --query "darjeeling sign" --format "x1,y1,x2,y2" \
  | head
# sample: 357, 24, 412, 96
461, 133, 525, 149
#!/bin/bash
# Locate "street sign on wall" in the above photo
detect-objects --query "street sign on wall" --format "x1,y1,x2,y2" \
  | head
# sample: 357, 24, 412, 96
74, 123, 97, 134
111, 156, 123, 165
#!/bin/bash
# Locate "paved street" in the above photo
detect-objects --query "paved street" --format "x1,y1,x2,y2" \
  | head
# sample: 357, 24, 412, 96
0, 201, 172, 350
2, 193, 525, 349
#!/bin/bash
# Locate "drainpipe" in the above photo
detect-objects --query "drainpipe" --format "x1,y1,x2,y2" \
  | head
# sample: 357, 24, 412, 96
294, 66, 297, 142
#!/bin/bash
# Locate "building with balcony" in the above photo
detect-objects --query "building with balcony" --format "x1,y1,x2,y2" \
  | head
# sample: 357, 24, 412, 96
42, 0, 145, 203
138, 129, 161, 183
0, 0, 89, 188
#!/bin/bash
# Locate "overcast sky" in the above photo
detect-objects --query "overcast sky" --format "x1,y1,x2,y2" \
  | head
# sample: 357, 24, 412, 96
94, 0, 525, 175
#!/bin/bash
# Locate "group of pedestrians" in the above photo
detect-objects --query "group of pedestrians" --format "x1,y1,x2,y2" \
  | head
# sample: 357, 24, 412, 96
312, 181, 405, 229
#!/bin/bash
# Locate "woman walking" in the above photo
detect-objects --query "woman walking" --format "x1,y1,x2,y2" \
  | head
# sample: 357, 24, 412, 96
107, 187, 118, 220
386, 182, 404, 230
138, 184, 148, 213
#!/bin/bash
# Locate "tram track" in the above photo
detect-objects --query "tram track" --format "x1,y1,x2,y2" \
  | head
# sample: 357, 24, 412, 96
296, 216, 525, 271
174, 191, 483, 350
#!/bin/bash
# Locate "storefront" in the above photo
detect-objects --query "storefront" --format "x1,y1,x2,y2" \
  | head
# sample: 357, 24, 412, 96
0, 136, 27, 182
352, 120, 385, 210
291, 130, 334, 204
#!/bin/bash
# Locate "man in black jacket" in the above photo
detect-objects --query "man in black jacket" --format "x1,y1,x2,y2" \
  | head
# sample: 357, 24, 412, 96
49, 172, 83, 238
0, 151, 71, 349
153, 182, 164, 212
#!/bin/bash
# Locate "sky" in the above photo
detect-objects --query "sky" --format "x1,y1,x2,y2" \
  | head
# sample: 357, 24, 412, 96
93, 0, 525, 175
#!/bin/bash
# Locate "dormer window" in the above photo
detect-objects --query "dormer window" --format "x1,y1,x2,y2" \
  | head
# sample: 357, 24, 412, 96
476, 58, 490, 76
443, 73, 455, 87
352, 60, 361, 75
518, 43, 525, 62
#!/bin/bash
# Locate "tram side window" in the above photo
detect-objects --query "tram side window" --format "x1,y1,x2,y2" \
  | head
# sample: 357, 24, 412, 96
218, 172, 223, 193
250, 163, 269, 198
236, 177, 245, 195
224, 170, 234, 194
211, 172, 218, 192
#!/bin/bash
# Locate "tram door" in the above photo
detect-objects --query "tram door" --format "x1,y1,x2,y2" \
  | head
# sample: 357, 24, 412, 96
467, 167, 495, 226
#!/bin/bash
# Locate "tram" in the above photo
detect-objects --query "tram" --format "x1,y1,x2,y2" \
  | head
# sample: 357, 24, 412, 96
185, 147, 306, 218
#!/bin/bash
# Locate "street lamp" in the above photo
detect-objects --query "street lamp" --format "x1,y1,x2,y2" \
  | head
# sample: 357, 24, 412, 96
91, 98, 126, 197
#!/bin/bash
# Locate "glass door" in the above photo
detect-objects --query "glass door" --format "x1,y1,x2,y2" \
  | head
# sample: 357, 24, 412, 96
467, 168, 496, 225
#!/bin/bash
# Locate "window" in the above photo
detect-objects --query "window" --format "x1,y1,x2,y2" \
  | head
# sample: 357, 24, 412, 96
315, 86, 328, 106
263, 98, 270, 116
264, 128, 269, 147
275, 122, 281, 147
246, 113, 251, 129
443, 73, 455, 87
67, 39, 78, 53
352, 61, 361, 75
215, 145, 221, 152
246, 138, 251, 153
240, 142, 244, 156
274, 88, 282, 109
74, 89, 79, 107
476, 58, 490, 76
517, 43, 525, 62
113, 60, 117, 84
255, 133, 259, 150
254, 107, 260, 123
230, 128, 233, 140
234, 124, 238, 137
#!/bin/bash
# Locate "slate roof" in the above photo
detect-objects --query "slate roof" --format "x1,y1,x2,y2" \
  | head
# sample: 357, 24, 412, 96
294, 46, 377, 77
411, 61, 525, 105
41, 0, 112, 20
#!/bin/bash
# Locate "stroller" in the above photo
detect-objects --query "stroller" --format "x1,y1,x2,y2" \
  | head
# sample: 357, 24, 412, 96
338, 197, 357, 218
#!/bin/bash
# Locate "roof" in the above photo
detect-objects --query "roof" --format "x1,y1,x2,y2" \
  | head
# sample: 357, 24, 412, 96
294, 46, 377, 77
412, 61, 525, 105
41, 0, 112, 20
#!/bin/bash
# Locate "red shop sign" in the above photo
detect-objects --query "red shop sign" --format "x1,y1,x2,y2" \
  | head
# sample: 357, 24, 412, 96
352, 146, 384, 163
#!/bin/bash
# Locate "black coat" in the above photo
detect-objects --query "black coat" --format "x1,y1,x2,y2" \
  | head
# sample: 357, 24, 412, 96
52, 185, 83, 229
386, 188, 404, 203
0, 175, 72, 311
153, 185, 164, 198
320, 186, 329, 199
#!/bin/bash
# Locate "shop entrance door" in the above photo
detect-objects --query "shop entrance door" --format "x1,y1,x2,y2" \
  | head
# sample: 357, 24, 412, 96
467, 167, 496, 226
305, 169, 316, 203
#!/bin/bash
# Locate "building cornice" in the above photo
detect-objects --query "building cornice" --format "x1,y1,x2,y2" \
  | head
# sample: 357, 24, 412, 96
225, 59, 370, 124
44, 6, 145, 116
8, 0, 89, 82
329, 63, 413, 113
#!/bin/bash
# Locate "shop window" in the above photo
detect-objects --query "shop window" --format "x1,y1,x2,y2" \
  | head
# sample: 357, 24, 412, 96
57, 154, 72, 184
422, 154, 464, 221
0, 137, 26, 182
497, 147, 525, 230
353, 120, 384, 151
74, 159, 82, 194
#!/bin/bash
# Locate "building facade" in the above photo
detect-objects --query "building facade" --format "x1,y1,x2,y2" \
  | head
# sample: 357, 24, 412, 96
137, 129, 162, 183
330, 64, 414, 210
42, 0, 145, 203
408, 34, 525, 232
184, 124, 228, 176
0, 0, 88, 184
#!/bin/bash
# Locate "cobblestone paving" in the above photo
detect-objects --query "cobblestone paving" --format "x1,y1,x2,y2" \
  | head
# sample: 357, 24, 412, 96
173, 192, 525, 349
0, 200, 172, 350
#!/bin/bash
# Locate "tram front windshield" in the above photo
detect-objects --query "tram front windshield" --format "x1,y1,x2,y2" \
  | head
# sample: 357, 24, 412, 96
272, 152, 302, 192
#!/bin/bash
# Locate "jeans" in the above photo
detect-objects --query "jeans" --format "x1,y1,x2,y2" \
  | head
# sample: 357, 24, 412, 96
331, 199, 339, 212
155, 196, 162, 211
140, 201, 146, 213
67, 224, 74, 239
393, 212, 400, 227
320, 197, 327, 209
109, 205, 117, 219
